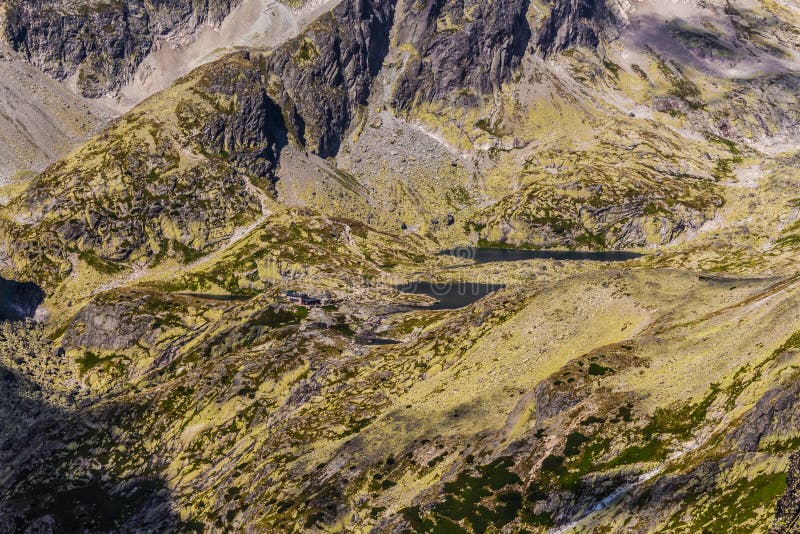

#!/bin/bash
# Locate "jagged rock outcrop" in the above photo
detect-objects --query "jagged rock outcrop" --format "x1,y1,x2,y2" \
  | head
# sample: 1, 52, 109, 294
183, 51, 287, 177
0, 52, 276, 289
536, 0, 612, 54
391, 0, 531, 110
773, 452, 800, 533
1, 0, 238, 97
729, 377, 800, 453
61, 295, 161, 352
265, 0, 395, 158
534, 371, 589, 420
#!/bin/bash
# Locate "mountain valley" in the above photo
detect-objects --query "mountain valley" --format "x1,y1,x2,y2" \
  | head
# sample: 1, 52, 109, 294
0, 0, 799, 532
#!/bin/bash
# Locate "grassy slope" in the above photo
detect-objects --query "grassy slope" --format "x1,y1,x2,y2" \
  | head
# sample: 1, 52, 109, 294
5, 262, 797, 531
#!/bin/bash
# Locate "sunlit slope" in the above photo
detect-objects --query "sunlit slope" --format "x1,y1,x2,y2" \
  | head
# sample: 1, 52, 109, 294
1, 264, 797, 531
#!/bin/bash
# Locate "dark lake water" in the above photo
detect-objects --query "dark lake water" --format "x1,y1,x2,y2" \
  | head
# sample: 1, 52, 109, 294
441, 247, 644, 264
396, 248, 643, 310
395, 281, 506, 310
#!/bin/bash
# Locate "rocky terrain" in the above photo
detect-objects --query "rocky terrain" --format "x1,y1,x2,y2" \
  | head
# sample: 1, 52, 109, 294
774, 452, 800, 532
0, 0, 799, 532
1, 0, 241, 97
0, 43, 106, 186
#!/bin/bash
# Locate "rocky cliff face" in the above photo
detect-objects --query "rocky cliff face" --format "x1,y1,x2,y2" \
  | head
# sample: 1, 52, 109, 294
1, 0, 532, 153
536, 0, 612, 54
773, 452, 800, 533
1, 0, 238, 97
265, 0, 395, 158
264, 0, 532, 156
391, 0, 531, 110
188, 51, 287, 177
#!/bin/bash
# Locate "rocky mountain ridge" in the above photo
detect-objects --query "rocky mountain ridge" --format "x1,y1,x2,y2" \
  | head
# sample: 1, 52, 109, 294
1, 0, 240, 97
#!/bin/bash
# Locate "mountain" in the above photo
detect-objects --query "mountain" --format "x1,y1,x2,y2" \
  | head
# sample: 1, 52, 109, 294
1, 0, 240, 98
0, 0, 799, 532
0, 43, 106, 186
